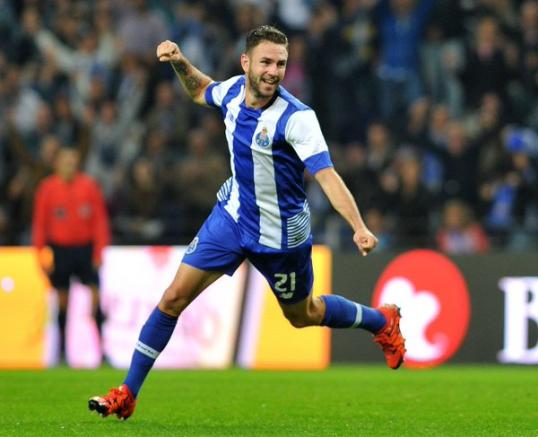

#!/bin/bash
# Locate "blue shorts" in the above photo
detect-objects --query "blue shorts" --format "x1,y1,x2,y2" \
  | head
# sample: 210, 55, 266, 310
182, 204, 313, 304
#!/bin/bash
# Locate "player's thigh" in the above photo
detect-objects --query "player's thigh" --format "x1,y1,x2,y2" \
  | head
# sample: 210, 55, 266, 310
160, 263, 223, 312
181, 204, 245, 276
161, 205, 245, 313
248, 243, 313, 304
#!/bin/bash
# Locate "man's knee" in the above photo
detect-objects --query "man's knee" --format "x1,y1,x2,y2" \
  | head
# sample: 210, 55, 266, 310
281, 296, 325, 328
160, 284, 191, 315
283, 312, 311, 328
283, 306, 322, 328
159, 265, 222, 316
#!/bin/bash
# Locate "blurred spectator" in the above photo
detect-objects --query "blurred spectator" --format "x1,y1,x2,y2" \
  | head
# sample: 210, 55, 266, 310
169, 128, 228, 238
337, 142, 380, 213
364, 207, 395, 251
421, 0, 465, 116
5, 64, 46, 145
454, 17, 514, 110
145, 81, 192, 147
436, 199, 490, 254
390, 149, 433, 247
5, 124, 63, 244
323, 0, 377, 140
480, 176, 518, 246
281, 34, 311, 103
9, 6, 40, 66
93, 3, 121, 67
199, 111, 228, 153
112, 53, 148, 121
427, 104, 450, 148
304, 1, 338, 137
84, 99, 138, 200
438, 121, 480, 205
517, 1, 538, 128
465, 93, 505, 142
366, 121, 394, 173
405, 97, 430, 143
117, 0, 169, 62
113, 157, 165, 244
375, 0, 437, 125
499, 128, 538, 233
33, 11, 116, 117
139, 128, 176, 178
169, 2, 223, 76
273, 0, 314, 33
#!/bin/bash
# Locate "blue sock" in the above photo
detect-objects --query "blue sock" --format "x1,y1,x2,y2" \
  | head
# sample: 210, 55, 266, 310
123, 307, 178, 397
320, 295, 386, 333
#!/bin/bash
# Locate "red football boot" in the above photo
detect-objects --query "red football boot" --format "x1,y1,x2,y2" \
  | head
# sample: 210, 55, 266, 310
88, 384, 136, 420
373, 304, 406, 369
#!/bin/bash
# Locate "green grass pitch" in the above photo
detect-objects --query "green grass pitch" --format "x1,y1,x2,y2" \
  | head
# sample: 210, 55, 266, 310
0, 366, 536, 436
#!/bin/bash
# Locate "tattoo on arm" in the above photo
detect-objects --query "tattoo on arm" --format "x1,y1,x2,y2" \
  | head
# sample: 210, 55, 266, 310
172, 61, 203, 95
171, 60, 188, 75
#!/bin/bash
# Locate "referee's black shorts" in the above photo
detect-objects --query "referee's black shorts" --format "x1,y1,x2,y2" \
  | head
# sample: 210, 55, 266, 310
49, 243, 100, 290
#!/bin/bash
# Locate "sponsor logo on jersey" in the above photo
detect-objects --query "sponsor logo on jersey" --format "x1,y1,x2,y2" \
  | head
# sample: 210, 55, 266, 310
372, 249, 470, 368
186, 237, 199, 254
255, 127, 271, 148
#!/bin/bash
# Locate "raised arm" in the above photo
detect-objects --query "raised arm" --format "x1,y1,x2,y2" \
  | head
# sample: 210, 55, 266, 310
315, 167, 378, 256
156, 40, 213, 105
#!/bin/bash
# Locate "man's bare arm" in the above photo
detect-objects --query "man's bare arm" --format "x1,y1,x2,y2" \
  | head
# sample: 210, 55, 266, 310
156, 40, 213, 105
315, 167, 378, 256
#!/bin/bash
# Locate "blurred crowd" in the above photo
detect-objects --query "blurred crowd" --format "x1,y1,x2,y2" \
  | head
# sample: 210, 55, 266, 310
0, 0, 537, 253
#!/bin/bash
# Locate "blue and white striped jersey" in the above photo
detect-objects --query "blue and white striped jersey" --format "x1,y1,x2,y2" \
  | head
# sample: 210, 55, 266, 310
205, 75, 333, 250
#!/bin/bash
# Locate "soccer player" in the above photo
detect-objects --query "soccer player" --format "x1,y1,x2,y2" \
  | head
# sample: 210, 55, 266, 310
89, 25, 406, 420
33, 147, 110, 365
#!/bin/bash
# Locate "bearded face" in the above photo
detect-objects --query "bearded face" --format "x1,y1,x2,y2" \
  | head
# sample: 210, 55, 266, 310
242, 41, 288, 100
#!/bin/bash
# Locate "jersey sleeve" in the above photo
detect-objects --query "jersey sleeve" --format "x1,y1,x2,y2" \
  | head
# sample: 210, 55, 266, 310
204, 75, 242, 108
284, 109, 333, 174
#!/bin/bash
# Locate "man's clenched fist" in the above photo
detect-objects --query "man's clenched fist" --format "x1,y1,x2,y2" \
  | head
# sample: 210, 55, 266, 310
156, 40, 182, 62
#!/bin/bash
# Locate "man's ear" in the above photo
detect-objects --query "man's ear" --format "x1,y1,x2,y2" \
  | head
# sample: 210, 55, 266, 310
240, 53, 249, 73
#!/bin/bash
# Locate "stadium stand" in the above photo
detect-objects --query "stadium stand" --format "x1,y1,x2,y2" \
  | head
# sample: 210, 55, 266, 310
0, 0, 536, 252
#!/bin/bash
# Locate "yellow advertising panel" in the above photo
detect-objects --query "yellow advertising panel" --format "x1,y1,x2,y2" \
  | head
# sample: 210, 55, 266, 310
0, 248, 49, 368
252, 246, 332, 369
0, 246, 331, 370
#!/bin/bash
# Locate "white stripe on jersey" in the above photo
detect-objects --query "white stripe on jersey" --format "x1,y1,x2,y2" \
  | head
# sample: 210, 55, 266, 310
217, 177, 232, 202
251, 97, 290, 248
209, 76, 242, 107
223, 85, 245, 221
285, 110, 329, 161
287, 201, 311, 248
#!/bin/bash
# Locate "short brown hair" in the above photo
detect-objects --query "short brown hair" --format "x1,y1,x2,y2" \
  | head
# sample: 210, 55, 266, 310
245, 25, 288, 52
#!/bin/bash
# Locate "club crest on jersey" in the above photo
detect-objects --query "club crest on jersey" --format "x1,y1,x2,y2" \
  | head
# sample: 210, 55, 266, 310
255, 127, 271, 148
186, 236, 199, 254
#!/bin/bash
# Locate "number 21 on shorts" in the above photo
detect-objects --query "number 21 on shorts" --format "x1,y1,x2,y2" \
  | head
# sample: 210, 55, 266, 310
274, 272, 296, 299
